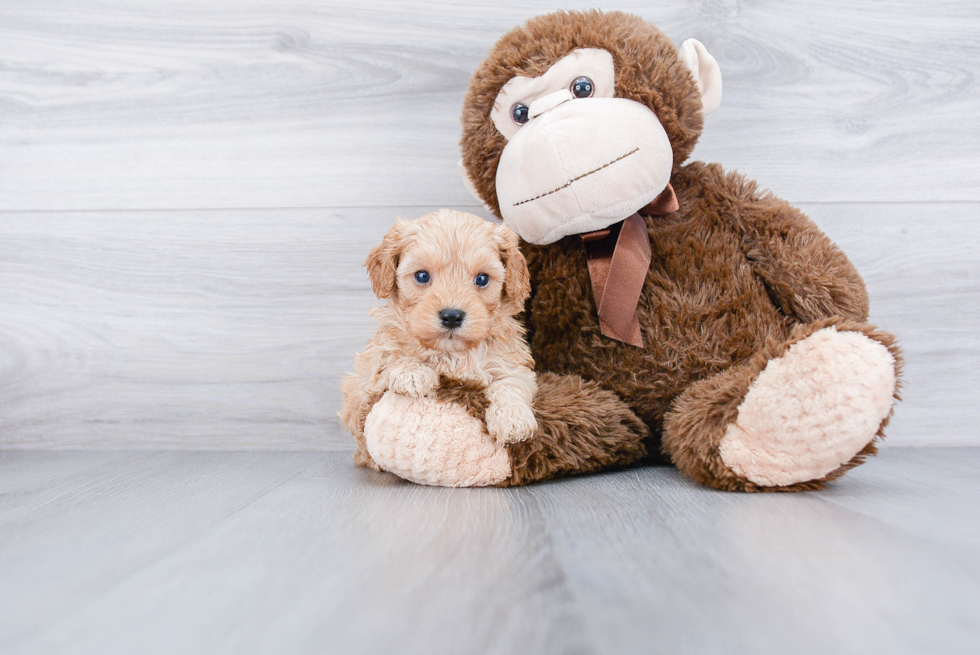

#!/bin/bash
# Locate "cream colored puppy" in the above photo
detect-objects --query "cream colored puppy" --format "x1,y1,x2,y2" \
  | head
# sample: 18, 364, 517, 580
341, 209, 537, 469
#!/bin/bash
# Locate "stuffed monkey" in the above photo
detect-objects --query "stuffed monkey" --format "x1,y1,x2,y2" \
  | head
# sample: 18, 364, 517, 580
459, 10, 901, 491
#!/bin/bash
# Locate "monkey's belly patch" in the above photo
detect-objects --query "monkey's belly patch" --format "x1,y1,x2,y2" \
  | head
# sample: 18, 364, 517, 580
364, 391, 512, 487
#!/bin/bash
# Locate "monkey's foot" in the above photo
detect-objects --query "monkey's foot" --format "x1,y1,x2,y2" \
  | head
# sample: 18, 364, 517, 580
364, 391, 511, 488
719, 326, 897, 488
664, 320, 901, 491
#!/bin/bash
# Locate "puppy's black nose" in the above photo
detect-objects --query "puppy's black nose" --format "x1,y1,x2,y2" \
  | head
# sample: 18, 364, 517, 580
439, 309, 466, 330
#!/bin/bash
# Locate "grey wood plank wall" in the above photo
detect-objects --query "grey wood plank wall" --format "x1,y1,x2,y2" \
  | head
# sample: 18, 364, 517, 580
1, 1, 978, 449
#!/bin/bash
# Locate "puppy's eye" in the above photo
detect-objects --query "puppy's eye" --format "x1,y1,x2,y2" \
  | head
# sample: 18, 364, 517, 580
571, 76, 594, 99
474, 273, 490, 288
511, 103, 529, 125
413, 270, 430, 284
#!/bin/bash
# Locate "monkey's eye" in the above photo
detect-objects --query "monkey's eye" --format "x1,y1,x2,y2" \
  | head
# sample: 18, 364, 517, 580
414, 270, 430, 284
571, 76, 594, 99
511, 103, 530, 125
474, 273, 490, 288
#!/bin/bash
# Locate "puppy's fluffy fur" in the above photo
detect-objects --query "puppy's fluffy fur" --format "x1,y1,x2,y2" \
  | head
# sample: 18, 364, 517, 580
341, 209, 537, 469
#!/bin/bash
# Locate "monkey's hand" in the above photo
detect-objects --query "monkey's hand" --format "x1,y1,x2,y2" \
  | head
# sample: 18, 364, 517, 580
384, 361, 439, 398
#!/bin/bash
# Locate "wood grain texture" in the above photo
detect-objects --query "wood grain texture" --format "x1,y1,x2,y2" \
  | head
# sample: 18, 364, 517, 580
0, 206, 400, 449
0, 0, 978, 211
0, 451, 319, 650
529, 449, 980, 655
812, 202, 980, 447
821, 447, 980, 548
1, 448, 978, 654
1, 202, 976, 449
2, 451, 589, 655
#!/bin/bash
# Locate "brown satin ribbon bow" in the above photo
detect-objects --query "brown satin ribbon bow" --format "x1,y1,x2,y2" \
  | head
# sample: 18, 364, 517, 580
580, 183, 679, 347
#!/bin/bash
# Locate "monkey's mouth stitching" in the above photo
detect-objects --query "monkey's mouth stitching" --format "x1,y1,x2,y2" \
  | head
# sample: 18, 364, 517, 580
513, 147, 640, 207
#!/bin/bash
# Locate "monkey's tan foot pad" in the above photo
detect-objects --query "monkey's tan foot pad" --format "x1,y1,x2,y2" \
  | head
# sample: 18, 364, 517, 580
719, 327, 897, 487
364, 391, 511, 487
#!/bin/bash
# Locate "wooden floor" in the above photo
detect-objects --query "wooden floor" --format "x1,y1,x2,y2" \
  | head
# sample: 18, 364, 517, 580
1, 447, 977, 654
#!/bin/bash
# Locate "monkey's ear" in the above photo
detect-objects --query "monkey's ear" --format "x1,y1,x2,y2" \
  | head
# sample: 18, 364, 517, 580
678, 38, 722, 115
458, 159, 496, 214
493, 223, 530, 312
365, 221, 407, 299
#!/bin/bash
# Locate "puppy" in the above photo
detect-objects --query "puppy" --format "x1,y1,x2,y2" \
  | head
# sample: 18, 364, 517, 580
341, 209, 538, 469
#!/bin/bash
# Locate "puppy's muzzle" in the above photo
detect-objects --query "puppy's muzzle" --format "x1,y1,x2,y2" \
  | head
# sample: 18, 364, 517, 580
439, 308, 466, 330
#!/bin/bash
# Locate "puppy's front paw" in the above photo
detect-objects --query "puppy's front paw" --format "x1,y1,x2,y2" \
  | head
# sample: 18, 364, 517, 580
388, 364, 438, 397
485, 401, 538, 445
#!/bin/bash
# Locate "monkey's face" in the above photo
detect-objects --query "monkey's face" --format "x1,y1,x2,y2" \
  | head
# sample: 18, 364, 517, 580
490, 49, 675, 245
460, 13, 722, 246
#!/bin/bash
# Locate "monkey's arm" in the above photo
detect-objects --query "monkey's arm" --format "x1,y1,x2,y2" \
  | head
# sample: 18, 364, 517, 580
720, 168, 869, 323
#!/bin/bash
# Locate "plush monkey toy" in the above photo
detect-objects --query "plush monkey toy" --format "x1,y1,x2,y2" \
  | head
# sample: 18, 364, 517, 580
459, 10, 902, 491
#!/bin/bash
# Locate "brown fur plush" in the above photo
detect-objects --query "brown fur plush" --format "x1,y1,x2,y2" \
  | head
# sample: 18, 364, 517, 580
502, 372, 651, 486
459, 11, 903, 491
520, 163, 876, 433
437, 373, 650, 486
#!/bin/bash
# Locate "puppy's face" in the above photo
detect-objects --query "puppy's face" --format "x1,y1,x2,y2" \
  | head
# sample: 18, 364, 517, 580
366, 210, 530, 353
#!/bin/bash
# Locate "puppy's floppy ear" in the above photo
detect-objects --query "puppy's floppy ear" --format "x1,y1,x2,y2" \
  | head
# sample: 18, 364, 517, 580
365, 220, 407, 299
493, 223, 530, 312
